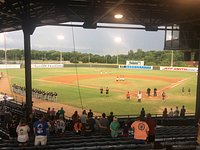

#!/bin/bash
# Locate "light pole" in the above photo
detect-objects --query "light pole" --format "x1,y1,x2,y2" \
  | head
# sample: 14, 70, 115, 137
57, 35, 64, 64
114, 36, 122, 65
3, 33, 7, 64
171, 50, 174, 67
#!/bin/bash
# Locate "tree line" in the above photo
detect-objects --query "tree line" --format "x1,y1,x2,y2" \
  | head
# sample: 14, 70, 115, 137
0, 49, 190, 66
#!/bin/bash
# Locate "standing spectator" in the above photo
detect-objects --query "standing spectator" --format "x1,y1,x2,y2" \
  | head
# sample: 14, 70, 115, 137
153, 88, 157, 96
16, 118, 30, 146
88, 109, 93, 118
197, 119, 200, 144
99, 113, 109, 134
182, 87, 185, 96
50, 108, 56, 119
131, 115, 149, 142
80, 110, 87, 130
140, 108, 145, 118
126, 91, 131, 100
27, 113, 37, 136
168, 108, 173, 117
147, 88, 151, 96
7, 115, 18, 139
162, 91, 166, 102
106, 87, 109, 96
174, 106, 180, 117
163, 108, 168, 118
59, 107, 65, 117
180, 105, 186, 117
107, 112, 114, 125
88, 116, 95, 132
137, 91, 142, 102
94, 117, 100, 132
72, 111, 80, 126
110, 117, 120, 138
188, 88, 191, 95
33, 114, 49, 146
146, 113, 156, 142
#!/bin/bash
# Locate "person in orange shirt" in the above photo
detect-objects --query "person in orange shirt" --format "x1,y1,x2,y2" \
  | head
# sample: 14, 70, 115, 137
74, 119, 82, 134
126, 91, 131, 100
131, 115, 149, 143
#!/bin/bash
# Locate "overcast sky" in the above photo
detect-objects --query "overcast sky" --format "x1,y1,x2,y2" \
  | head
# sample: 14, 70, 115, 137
0, 24, 165, 55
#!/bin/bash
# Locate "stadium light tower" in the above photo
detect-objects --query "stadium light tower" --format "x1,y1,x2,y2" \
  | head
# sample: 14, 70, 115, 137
57, 35, 64, 64
114, 36, 122, 64
3, 32, 7, 64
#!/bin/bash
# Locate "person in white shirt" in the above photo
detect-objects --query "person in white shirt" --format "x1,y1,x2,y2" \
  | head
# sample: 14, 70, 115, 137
16, 118, 30, 146
168, 108, 174, 117
55, 115, 65, 135
137, 91, 142, 102
174, 106, 180, 117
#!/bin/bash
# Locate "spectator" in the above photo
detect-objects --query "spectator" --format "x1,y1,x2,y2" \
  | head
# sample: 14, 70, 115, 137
107, 112, 114, 125
163, 108, 168, 118
47, 107, 51, 116
99, 113, 109, 134
33, 114, 49, 146
59, 107, 65, 116
180, 105, 186, 117
16, 118, 30, 146
146, 113, 156, 142
110, 117, 120, 138
88, 116, 95, 132
140, 108, 145, 118
80, 110, 87, 130
50, 108, 56, 119
94, 117, 100, 132
7, 115, 18, 139
131, 115, 149, 143
74, 119, 82, 134
27, 113, 37, 136
174, 106, 180, 117
168, 108, 173, 117
88, 109, 93, 118
72, 111, 80, 126
197, 119, 200, 144
122, 121, 130, 137
55, 115, 65, 136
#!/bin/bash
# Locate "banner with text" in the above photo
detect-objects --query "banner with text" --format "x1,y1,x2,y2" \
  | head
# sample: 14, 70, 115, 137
119, 65, 153, 70
31, 64, 64, 68
160, 66, 198, 72
0, 64, 20, 69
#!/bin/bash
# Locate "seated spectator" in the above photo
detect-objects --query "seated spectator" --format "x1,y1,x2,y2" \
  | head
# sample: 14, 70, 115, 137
174, 106, 180, 117
180, 105, 186, 117
131, 115, 149, 143
110, 117, 120, 138
33, 114, 49, 146
74, 119, 82, 134
122, 121, 130, 137
146, 113, 156, 142
88, 116, 95, 132
55, 115, 65, 136
168, 108, 173, 117
94, 117, 100, 132
16, 118, 30, 146
7, 115, 18, 139
99, 113, 109, 135
163, 108, 168, 118
48, 117, 56, 135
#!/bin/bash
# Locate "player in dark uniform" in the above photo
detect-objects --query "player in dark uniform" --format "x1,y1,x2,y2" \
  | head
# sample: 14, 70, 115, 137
153, 88, 157, 96
106, 87, 109, 96
147, 88, 151, 96
100, 87, 103, 95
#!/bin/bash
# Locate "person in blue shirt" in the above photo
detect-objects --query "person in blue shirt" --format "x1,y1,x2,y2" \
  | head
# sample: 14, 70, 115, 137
33, 114, 49, 146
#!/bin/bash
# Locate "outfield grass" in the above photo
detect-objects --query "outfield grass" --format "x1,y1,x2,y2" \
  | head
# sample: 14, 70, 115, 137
4, 67, 197, 116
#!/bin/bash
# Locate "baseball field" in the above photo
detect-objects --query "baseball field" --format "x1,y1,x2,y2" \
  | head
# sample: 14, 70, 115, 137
2, 66, 197, 116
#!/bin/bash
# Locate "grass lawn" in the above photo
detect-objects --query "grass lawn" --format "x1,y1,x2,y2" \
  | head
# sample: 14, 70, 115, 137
3, 67, 197, 116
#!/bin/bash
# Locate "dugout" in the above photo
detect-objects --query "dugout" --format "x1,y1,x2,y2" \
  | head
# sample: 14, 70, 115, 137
1, 0, 200, 120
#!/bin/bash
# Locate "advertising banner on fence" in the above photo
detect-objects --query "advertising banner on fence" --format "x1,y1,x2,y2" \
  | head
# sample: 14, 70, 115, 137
119, 65, 153, 70
0, 64, 20, 69
160, 66, 198, 72
31, 64, 64, 68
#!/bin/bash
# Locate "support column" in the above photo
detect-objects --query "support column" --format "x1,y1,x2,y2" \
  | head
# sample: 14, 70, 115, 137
22, 22, 35, 119
195, 51, 200, 120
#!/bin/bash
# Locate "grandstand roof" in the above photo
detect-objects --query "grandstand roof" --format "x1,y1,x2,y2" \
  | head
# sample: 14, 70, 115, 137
1, 0, 200, 32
